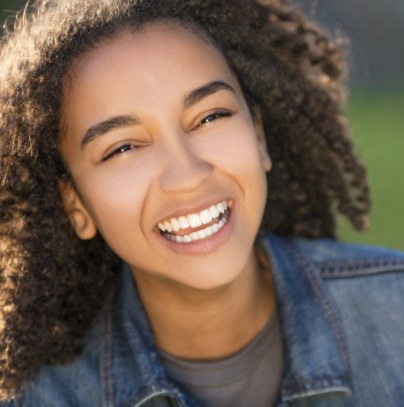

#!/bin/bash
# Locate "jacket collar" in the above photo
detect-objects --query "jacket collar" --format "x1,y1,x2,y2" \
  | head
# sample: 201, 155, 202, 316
102, 234, 353, 406
263, 234, 352, 403
101, 264, 193, 407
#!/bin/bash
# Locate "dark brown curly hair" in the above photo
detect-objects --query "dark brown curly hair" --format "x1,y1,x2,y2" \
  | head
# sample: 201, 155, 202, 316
0, 0, 371, 400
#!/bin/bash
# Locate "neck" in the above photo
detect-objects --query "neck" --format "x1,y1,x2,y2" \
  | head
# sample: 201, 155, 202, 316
133, 249, 275, 360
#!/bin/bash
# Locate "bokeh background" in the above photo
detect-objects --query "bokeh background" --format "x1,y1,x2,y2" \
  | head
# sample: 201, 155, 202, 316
293, 0, 404, 250
1, 0, 403, 249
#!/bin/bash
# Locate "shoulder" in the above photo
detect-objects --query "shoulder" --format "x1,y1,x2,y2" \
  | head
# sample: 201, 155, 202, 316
6, 307, 106, 407
266, 235, 404, 405
268, 233, 404, 278
281, 235, 404, 321
267, 234, 404, 314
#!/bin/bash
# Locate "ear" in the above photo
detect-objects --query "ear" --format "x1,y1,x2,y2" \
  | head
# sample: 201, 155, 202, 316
59, 181, 97, 240
252, 107, 272, 172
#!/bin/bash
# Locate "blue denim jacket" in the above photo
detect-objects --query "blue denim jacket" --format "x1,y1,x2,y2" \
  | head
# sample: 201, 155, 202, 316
6, 234, 404, 407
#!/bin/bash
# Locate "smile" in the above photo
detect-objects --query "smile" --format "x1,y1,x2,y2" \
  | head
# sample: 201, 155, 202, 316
157, 200, 231, 243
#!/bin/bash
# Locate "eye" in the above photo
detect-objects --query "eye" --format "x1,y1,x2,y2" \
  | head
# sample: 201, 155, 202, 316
101, 143, 136, 162
198, 109, 233, 127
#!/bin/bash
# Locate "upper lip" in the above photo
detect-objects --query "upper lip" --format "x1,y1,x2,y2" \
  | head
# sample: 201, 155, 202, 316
155, 197, 232, 227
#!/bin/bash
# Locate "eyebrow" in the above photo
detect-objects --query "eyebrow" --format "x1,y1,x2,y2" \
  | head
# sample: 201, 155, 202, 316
81, 114, 139, 149
184, 80, 235, 109
80, 80, 235, 149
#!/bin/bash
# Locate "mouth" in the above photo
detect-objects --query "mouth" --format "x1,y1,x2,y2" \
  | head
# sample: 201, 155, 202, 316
157, 200, 232, 244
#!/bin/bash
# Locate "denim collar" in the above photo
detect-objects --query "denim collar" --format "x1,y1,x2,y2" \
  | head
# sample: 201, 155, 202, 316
100, 264, 191, 407
263, 235, 352, 404
101, 234, 352, 407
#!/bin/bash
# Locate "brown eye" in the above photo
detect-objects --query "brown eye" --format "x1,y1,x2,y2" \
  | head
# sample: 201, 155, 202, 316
200, 110, 233, 126
102, 143, 136, 162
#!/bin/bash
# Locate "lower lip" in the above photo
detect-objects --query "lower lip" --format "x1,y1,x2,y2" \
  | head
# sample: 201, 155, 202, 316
155, 205, 235, 255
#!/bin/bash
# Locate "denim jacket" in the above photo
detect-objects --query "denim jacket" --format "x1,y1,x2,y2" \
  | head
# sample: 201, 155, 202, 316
6, 234, 404, 407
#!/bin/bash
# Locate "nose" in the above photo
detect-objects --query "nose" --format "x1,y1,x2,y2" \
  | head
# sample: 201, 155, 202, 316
158, 136, 212, 193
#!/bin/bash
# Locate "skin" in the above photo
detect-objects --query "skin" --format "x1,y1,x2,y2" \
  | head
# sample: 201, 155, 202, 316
60, 22, 276, 359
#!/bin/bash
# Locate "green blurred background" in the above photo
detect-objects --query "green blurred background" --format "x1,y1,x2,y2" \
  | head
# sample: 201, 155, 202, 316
342, 90, 404, 249
292, 0, 404, 250
1, 0, 403, 249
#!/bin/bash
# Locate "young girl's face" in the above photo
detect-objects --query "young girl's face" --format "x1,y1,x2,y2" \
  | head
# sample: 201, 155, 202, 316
60, 22, 271, 290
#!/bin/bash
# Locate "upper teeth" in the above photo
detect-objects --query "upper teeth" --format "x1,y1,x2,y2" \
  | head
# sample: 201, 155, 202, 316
158, 201, 227, 233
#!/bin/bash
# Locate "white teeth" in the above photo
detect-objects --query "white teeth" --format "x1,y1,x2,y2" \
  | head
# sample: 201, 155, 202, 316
209, 205, 220, 218
217, 202, 226, 214
183, 235, 192, 243
178, 216, 189, 229
171, 218, 180, 233
200, 209, 212, 225
168, 215, 228, 244
164, 221, 173, 233
197, 229, 207, 239
157, 200, 229, 235
190, 232, 199, 240
205, 226, 213, 237
187, 213, 202, 228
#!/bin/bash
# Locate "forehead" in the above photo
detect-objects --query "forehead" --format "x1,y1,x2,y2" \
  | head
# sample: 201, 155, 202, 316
65, 22, 236, 96
61, 22, 242, 137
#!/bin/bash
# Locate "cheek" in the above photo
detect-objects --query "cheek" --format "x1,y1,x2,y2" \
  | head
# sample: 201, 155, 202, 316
197, 125, 268, 187
74, 162, 155, 239
216, 128, 269, 209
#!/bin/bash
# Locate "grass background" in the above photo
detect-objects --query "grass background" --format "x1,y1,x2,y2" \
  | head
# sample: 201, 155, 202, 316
338, 90, 404, 250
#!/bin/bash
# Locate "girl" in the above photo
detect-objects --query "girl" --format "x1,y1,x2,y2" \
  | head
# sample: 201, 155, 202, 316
1, 0, 404, 406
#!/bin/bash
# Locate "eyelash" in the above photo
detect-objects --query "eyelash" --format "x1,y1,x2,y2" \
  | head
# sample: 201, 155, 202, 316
101, 110, 233, 162
198, 109, 233, 127
102, 143, 136, 162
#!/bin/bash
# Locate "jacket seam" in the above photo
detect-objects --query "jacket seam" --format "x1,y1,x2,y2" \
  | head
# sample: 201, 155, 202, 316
285, 241, 352, 378
318, 259, 404, 278
281, 375, 351, 400
121, 383, 184, 407
101, 286, 115, 407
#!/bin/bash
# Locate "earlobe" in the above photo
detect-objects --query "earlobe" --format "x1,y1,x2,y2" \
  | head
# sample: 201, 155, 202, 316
58, 181, 97, 240
253, 107, 272, 173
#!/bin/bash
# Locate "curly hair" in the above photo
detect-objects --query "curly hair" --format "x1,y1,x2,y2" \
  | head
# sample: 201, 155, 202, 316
0, 0, 371, 400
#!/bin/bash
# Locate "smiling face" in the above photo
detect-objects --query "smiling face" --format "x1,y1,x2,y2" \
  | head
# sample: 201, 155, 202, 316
60, 22, 271, 290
